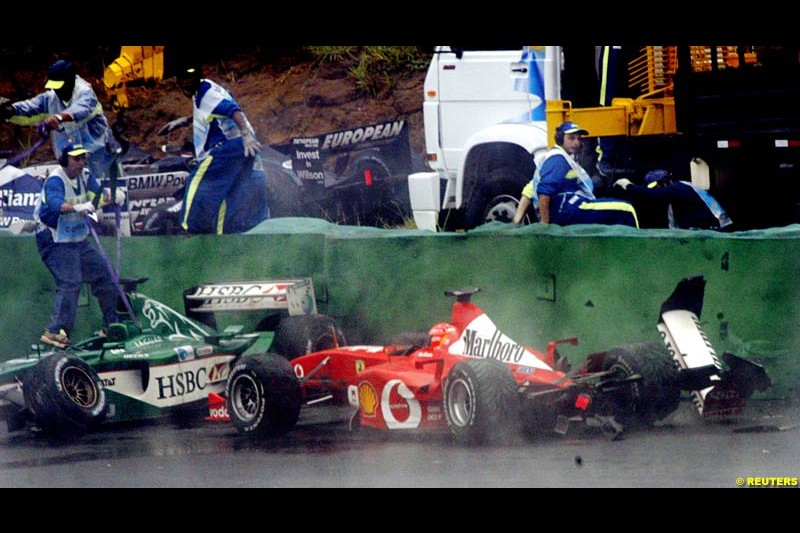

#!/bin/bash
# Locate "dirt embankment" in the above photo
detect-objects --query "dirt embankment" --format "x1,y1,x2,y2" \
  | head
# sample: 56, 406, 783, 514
1, 47, 427, 165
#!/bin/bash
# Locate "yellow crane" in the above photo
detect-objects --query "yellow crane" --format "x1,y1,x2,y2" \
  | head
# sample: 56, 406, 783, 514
545, 46, 758, 140
103, 46, 165, 109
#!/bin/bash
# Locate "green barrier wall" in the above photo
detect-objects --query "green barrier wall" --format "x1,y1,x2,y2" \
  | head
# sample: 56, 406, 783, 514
2, 218, 798, 399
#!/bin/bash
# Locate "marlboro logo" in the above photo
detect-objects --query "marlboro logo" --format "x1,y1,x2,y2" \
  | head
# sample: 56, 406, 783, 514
461, 328, 525, 363
448, 313, 552, 371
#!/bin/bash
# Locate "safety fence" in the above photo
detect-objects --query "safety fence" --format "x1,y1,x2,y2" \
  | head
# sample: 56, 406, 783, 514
2, 218, 798, 399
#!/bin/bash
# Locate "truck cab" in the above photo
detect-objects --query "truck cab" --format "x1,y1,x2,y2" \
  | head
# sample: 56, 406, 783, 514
410, 45, 800, 232
410, 46, 554, 231
410, 46, 606, 231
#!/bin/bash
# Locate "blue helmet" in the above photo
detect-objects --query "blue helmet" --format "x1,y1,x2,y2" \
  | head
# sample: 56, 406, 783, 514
644, 169, 672, 184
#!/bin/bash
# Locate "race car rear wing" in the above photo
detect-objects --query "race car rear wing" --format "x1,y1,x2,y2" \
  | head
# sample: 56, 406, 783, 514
183, 278, 318, 323
656, 275, 770, 418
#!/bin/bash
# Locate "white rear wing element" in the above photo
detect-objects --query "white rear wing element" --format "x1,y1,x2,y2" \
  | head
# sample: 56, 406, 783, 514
184, 278, 317, 316
658, 309, 722, 415
654, 275, 769, 419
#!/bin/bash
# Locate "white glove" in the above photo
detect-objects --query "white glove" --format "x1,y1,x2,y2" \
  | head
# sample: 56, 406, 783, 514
242, 132, 262, 157
157, 115, 192, 136
614, 178, 633, 190
104, 187, 126, 205
73, 201, 96, 214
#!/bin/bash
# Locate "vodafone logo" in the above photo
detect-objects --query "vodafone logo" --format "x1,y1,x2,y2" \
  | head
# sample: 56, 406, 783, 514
208, 404, 229, 420
381, 379, 421, 429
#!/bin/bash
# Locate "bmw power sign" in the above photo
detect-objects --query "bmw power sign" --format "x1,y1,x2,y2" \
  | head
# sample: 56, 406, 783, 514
0, 172, 40, 230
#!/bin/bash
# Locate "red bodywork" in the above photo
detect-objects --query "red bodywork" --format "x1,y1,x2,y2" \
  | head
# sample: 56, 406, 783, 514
289, 297, 574, 432
208, 276, 772, 434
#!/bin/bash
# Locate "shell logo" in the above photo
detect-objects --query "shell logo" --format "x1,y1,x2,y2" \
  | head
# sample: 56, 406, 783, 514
358, 382, 378, 418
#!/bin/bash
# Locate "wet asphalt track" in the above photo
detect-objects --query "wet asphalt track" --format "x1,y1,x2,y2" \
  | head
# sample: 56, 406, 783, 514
1, 400, 799, 488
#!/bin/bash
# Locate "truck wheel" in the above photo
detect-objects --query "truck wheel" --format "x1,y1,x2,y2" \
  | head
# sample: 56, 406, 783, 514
515, 196, 538, 226
486, 194, 526, 224
464, 167, 532, 229
266, 168, 306, 218
597, 342, 680, 426
271, 314, 347, 360
23, 353, 108, 436
226, 353, 301, 436
443, 358, 520, 444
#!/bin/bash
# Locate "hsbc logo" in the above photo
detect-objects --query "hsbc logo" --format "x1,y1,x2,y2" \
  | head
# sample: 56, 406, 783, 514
156, 369, 208, 399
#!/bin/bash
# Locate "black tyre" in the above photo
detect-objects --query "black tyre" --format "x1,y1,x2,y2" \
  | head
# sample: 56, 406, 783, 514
487, 194, 529, 225
271, 314, 346, 360
23, 353, 107, 436
347, 155, 411, 226
443, 358, 521, 444
347, 153, 392, 184
598, 342, 680, 426
226, 353, 301, 436
5, 408, 28, 433
464, 167, 532, 229
266, 167, 306, 218
140, 199, 183, 235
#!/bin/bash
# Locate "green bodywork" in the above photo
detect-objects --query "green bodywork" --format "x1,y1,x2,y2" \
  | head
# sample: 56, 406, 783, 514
0, 289, 273, 425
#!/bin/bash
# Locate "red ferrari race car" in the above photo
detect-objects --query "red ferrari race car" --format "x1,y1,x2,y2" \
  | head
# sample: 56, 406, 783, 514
211, 275, 771, 443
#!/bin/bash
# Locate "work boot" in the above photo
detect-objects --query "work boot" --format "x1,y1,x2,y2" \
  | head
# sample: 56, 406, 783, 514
40, 329, 72, 349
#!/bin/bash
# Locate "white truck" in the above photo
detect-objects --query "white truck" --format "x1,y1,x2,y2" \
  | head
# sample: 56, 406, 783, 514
408, 46, 555, 232
409, 45, 800, 232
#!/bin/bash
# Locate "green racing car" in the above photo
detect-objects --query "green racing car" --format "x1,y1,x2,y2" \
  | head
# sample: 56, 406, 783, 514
0, 277, 344, 436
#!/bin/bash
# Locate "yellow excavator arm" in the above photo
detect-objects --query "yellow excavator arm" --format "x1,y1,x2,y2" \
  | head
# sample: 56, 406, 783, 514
103, 46, 165, 109
546, 46, 759, 140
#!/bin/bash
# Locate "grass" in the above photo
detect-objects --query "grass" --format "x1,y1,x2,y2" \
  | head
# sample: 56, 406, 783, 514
305, 46, 430, 96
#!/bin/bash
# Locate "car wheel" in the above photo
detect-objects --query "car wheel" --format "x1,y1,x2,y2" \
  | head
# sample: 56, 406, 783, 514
348, 153, 391, 184
23, 353, 107, 436
271, 314, 346, 360
140, 199, 183, 235
597, 342, 680, 427
266, 168, 306, 218
443, 358, 520, 444
226, 354, 301, 436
